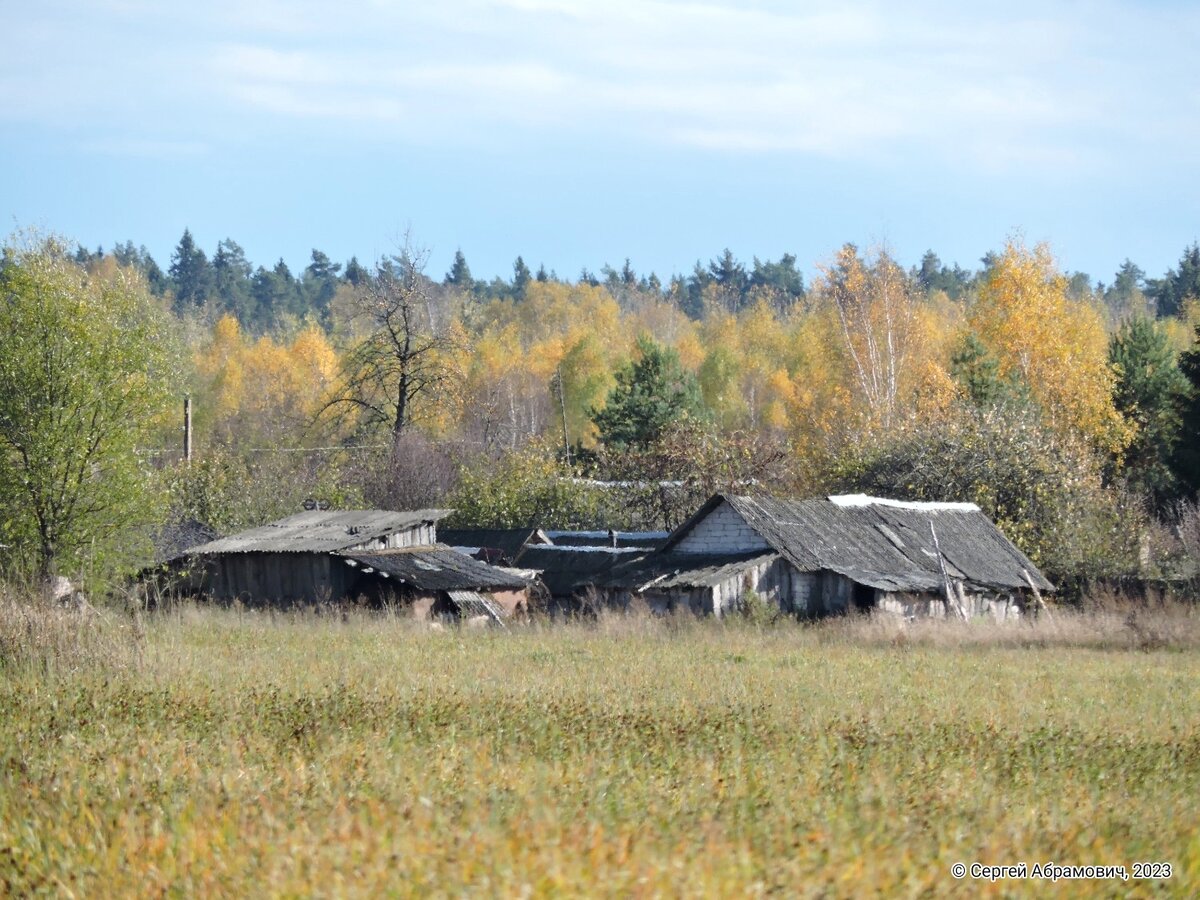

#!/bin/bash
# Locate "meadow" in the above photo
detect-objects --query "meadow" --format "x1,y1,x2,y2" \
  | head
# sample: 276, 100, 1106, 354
1, 599, 1197, 897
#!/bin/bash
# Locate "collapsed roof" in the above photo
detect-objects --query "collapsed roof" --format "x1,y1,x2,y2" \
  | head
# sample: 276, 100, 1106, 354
339, 547, 530, 592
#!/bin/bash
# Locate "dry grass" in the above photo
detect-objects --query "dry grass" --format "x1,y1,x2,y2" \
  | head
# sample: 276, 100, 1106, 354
816, 599, 1200, 652
1, 597, 1198, 896
0, 585, 142, 675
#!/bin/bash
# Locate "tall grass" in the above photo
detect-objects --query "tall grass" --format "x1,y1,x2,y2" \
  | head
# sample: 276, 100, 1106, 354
0, 584, 141, 675
0, 599, 1197, 895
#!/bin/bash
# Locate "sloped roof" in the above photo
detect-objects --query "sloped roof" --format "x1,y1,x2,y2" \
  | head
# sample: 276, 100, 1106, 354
447, 590, 509, 624
543, 530, 670, 549
181, 509, 451, 556
661, 493, 1053, 593
438, 527, 550, 563
600, 550, 780, 591
517, 545, 647, 596
339, 546, 529, 592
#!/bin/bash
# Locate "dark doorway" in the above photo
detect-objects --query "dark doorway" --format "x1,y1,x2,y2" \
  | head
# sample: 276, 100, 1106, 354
852, 582, 875, 611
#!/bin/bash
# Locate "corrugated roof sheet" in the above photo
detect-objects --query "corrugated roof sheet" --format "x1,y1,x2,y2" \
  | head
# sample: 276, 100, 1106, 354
182, 509, 451, 555
600, 551, 780, 591
662, 493, 1054, 593
543, 530, 670, 549
339, 547, 530, 592
447, 590, 508, 624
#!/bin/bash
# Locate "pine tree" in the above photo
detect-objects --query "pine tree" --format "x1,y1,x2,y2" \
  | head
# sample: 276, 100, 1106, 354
444, 249, 474, 290
591, 335, 704, 449
1172, 324, 1200, 496
168, 228, 211, 312
512, 256, 532, 298
1147, 243, 1200, 318
1109, 316, 1189, 507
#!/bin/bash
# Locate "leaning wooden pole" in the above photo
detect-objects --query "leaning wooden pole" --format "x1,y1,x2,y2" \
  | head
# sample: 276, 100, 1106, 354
930, 520, 968, 621
1022, 569, 1053, 622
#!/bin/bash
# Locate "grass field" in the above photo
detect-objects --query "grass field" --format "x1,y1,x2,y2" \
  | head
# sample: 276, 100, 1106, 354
1, 600, 1198, 897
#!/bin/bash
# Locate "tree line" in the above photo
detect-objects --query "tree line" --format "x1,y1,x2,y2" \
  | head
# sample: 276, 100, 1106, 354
79, 229, 1200, 334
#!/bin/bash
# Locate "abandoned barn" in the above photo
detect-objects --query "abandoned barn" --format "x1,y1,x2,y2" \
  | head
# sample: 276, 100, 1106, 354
156, 490, 1052, 623
164, 509, 530, 622
576, 492, 1056, 619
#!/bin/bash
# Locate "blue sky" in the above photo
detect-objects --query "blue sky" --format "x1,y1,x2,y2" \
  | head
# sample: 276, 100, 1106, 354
2, 0, 1198, 286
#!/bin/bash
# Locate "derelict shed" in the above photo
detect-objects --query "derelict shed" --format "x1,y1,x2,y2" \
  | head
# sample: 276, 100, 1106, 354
600, 550, 783, 616
516, 545, 648, 611
339, 547, 531, 622
604, 493, 1053, 619
173, 508, 451, 603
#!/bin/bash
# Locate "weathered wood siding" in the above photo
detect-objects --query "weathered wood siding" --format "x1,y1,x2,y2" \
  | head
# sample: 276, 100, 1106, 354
876, 590, 1024, 620
673, 501, 771, 554
202, 553, 352, 604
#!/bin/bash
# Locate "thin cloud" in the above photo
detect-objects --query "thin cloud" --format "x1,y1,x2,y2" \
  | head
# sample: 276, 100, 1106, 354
5, 0, 1200, 173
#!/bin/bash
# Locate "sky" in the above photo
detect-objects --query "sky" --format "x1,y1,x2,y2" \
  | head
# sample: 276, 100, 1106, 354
2, 0, 1199, 286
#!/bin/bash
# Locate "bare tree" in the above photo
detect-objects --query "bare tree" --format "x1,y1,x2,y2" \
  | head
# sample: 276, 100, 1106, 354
322, 241, 461, 442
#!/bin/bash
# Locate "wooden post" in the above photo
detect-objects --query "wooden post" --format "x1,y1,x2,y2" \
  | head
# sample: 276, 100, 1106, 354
1021, 569, 1053, 622
183, 394, 193, 465
929, 520, 968, 621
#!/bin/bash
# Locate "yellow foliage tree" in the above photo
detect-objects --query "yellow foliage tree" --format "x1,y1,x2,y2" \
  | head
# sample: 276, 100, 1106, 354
970, 239, 1130, 451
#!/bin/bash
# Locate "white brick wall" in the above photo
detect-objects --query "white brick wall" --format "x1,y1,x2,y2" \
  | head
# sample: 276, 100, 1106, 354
675, 501, 771, 554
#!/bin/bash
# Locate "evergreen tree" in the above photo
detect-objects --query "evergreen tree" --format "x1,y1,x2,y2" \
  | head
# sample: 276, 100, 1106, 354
303, 249, 341, 322
1172, 324, 1200, 496
112, 241, 167, 295
345, 256, 368, 287
708, 248, 749, 312
950, 332, 1027, 408
168, 228, 211, 312
591, 335, 704, 449
1103, 259, 1149, 320
212, 239, 254, 324
1109, 316, 1189, 507
512, 256, 532, 298
444, 249, 474, 290
750, 253, 806, 303
1147, 242, 1200, 318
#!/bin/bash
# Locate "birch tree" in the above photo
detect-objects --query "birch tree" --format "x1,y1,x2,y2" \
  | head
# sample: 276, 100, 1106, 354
817, 244, 922, 430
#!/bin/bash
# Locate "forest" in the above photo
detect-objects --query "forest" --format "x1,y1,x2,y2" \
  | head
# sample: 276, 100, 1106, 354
3, 228, 1200, 595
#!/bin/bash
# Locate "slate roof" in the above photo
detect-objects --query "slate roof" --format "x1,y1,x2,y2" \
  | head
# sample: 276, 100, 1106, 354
181, 509, 451, 556
600, 550, 780, 591
438, 527, 550, 563
339, 547, 530, 592
447, 590, 509, 624
661, 493, 1054, 593
517, 545, 647, 596
544, 530, 670, 549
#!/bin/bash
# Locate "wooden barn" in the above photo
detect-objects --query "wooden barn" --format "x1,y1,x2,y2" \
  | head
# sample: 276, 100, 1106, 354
597, 493, 1054, 619
163, 509, 530, 622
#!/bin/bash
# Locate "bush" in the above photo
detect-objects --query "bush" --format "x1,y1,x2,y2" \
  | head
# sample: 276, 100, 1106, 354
834, 404, 1146, 582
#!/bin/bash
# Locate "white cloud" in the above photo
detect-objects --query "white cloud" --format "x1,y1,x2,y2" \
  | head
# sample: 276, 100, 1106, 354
4, 0, 1200, 172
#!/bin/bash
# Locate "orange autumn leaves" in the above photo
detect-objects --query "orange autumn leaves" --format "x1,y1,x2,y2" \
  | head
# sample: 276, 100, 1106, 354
188, 238, 1130, 462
